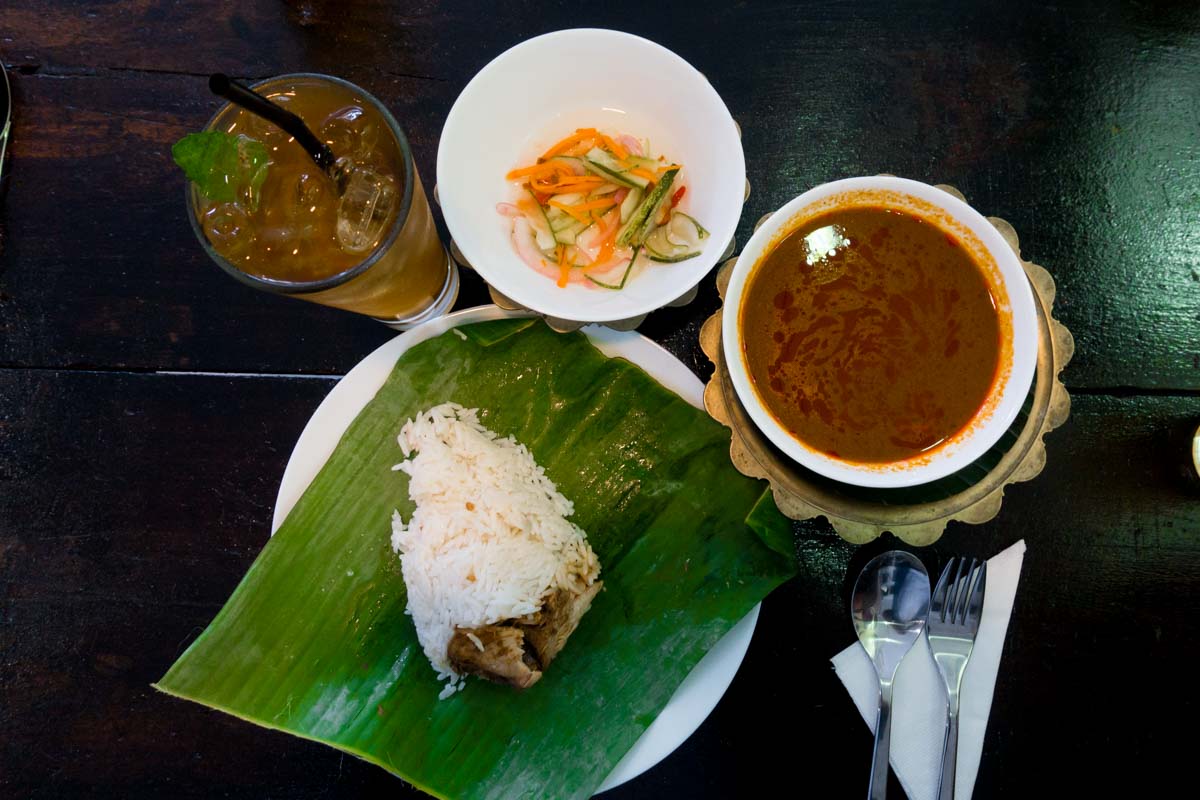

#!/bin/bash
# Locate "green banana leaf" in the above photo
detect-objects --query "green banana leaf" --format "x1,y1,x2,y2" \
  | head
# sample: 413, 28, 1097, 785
156, 319, 796, 799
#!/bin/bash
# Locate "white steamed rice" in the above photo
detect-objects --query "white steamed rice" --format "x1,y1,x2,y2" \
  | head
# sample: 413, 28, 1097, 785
390, 402, 600, 698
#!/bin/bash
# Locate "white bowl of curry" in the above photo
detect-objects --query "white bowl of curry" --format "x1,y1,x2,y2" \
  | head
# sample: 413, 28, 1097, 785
722, 176, 1037, 488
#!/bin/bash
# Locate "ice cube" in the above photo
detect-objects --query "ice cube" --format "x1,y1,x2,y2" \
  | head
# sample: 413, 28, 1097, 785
284, 171, 332, 221
335, 160, 398, 254
320, 105, 380, 164
237, 93, 295, 149
257, 221, 323, 268
257, 224, 295, 255
202, 203, 254, 257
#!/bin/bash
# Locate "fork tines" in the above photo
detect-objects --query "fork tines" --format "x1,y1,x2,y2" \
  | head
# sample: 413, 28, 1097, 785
930, 557, 987, 631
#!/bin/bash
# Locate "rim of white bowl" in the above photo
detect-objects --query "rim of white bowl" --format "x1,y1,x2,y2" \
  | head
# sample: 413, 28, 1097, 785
437, 28, 745, 322
722, 176, 1038, 489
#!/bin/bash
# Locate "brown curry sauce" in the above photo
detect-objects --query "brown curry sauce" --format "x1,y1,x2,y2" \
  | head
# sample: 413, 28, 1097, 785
741, 207, 1001, 464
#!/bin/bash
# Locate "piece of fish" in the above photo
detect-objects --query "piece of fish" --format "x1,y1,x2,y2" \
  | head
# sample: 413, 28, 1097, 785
447, 580, 603, 690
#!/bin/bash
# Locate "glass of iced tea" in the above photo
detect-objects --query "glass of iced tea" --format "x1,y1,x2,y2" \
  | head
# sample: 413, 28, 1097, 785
187, 73, 457, 327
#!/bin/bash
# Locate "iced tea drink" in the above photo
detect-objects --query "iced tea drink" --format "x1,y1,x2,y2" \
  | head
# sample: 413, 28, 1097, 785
187, 74, 456, 324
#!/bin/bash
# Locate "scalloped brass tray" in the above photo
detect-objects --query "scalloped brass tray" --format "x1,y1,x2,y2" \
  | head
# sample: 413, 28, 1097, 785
699, 185, 1075, 545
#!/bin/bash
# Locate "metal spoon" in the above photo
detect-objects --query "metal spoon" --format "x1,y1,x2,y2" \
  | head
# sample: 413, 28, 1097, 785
851, 550, 931, 800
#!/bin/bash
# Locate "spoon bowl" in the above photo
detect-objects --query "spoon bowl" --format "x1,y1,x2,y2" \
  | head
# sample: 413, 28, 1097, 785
851, 550, 931, 799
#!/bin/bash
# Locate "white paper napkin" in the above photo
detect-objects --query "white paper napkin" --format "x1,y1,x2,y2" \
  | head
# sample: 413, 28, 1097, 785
831, 540, 1026, 800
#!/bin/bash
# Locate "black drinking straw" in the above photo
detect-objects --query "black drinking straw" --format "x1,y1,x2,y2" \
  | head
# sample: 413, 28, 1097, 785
208, 73, 337, 174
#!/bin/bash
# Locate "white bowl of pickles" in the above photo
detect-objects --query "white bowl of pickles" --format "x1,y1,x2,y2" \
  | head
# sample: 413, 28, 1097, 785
437, 28, 745, 323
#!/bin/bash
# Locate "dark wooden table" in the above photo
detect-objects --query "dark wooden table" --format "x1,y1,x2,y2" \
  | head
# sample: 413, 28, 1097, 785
2, 2, 1197, 797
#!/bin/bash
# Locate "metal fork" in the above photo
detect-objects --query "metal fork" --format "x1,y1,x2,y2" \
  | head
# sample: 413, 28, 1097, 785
928, 558, 987, 800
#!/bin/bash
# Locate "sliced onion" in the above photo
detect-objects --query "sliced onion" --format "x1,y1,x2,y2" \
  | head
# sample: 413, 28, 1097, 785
585, 257, 632, 287
578, 237, 601, 264
496, 202, 521, 217
576, 209, 620, 263
612, 187, 630, 204
601, 208, 621, 229
560, 159, 586, 176
618, 134, 642, 157
576, 224, 601, 258
586, 245, 634, 274
512, 218, 559, 281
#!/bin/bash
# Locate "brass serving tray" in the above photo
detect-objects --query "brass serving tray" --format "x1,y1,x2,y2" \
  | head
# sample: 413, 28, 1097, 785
699, 185, 1075, 545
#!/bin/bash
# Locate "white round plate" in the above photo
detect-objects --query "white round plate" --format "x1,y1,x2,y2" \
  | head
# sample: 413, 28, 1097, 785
273, 305, 759, 794
437, 29, 745, 323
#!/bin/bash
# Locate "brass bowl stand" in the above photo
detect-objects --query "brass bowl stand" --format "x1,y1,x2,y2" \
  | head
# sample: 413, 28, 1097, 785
699, 185, 1075, 545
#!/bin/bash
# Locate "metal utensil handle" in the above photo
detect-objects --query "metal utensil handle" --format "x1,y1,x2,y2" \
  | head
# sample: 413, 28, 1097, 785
937, 712, 959, 800
868, 682, 893, 800
0, 59, 10, 181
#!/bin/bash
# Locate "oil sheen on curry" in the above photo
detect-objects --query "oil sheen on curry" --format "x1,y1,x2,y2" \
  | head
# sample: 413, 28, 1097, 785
741, 206, 1002, 464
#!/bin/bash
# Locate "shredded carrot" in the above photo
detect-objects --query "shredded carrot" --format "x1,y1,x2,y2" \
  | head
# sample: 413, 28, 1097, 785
555, 175, 605, 185
546, 201, 585, 223
659, 164, 682, 173
596, 238, 616, 267
562, 140, 600, 157
548, 197, 616, 223
548, 202, 590, 223
531, 175, 600, 193
531, 175, 569, 192
579, 211, 616, 272
595, 214, 619, 266
506, 162, 573, 181
505, 164, 545, 180
556, 244, 570, 287
629, 167, 659, 183
543, 176, 606, 191
599, 134, 629, 160
541, 128, 599, 160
